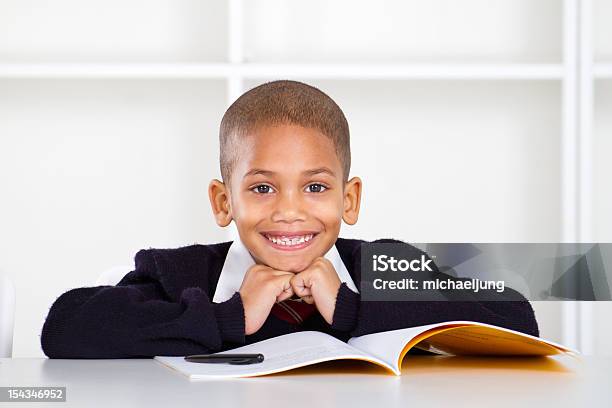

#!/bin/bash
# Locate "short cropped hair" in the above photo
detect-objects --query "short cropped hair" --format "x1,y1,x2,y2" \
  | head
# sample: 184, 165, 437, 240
219, 80, 351, 184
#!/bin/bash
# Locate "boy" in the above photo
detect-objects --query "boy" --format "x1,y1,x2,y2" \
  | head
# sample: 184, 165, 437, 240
41, 80, 538, 358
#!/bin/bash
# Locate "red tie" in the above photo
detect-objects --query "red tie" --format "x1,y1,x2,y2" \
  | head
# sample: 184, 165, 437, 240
270, 296, 318, 324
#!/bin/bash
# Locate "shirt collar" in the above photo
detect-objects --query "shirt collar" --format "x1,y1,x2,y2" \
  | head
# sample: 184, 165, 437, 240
212, 239, 359, 303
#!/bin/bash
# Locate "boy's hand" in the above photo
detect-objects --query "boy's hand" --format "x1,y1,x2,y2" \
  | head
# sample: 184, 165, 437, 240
290, 257, 341, 325
239, 264, 294, 335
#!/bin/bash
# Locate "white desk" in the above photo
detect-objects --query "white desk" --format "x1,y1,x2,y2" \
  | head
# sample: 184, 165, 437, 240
1, 356, 610, 407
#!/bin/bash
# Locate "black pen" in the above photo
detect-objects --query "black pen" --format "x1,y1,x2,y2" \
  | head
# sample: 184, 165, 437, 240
184, 353, 264, 365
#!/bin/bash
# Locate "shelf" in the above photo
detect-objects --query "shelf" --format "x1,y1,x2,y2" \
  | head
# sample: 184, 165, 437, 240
0, 63, 231, 79
0, 63, 564, 80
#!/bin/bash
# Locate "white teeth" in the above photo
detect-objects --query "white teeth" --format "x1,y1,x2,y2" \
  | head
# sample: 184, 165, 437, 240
265, 234, 314, 246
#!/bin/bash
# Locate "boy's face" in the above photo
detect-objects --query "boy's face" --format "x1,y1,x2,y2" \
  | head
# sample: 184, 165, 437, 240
210, 124, 361, 273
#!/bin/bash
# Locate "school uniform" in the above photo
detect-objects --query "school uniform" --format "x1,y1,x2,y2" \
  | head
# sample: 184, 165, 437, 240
40, 238, 538, 358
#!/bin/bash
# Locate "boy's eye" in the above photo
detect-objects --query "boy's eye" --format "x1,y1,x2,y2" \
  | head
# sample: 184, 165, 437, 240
252, 184, 274, 194
306, 183, 327, 193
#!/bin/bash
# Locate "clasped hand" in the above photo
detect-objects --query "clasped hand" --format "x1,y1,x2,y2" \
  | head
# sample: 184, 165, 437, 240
238, 257, 341, 335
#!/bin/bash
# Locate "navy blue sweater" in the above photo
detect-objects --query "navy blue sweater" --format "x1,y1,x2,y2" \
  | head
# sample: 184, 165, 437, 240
40, 238, 539, 358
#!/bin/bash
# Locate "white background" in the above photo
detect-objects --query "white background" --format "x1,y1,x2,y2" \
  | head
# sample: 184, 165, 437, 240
0, 0, 610, 358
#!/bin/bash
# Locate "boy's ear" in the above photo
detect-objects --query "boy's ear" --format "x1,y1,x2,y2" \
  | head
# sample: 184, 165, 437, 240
208, 179, 233, 227
342, 176, 362, 225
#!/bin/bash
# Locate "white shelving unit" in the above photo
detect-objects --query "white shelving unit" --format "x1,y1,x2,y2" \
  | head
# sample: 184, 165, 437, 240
591, 0, 612, 357
0, 0, 609, 357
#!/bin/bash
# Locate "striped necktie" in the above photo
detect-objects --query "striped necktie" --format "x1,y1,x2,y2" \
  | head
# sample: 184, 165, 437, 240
270, 296, 318, 324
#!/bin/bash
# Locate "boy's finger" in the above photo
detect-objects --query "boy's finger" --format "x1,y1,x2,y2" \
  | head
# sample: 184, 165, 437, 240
274, 276, 294, 302
296, 287, 311, 297
301, 295, 314, 304
292, 284, 310, 297
276, 288, 294, 303
290, 274, 310, 297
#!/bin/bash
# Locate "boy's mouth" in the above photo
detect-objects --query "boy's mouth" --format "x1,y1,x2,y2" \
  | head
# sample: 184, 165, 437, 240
260, 231, 319, 251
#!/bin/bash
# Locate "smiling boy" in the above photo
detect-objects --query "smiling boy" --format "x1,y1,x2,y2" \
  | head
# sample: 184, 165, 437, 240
41, 80, 538, 358
209, 85, 362, 334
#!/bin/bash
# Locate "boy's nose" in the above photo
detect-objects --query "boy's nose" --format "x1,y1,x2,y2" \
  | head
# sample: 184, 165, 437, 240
270, 192, 307, 223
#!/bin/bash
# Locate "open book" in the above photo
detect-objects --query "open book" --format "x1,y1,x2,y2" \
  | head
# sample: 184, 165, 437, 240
154, 321, 575, 379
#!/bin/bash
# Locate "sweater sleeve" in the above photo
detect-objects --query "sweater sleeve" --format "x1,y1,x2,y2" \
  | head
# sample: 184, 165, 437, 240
40, 251, 246, 359
330, 240, 539, 338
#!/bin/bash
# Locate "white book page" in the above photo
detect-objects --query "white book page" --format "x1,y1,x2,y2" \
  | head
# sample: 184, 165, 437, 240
348, 323, 450, 371
155, 331, 394, 379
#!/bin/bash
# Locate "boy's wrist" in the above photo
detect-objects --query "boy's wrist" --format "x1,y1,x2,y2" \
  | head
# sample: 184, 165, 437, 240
212, 292, 246, 344
330, 282, 360, 333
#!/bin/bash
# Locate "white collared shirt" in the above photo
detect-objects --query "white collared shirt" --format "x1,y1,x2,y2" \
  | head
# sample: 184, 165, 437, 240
212, 239, 359, 303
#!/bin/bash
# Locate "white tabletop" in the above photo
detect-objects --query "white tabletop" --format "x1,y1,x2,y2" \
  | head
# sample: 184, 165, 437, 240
1, 355, 610, 408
